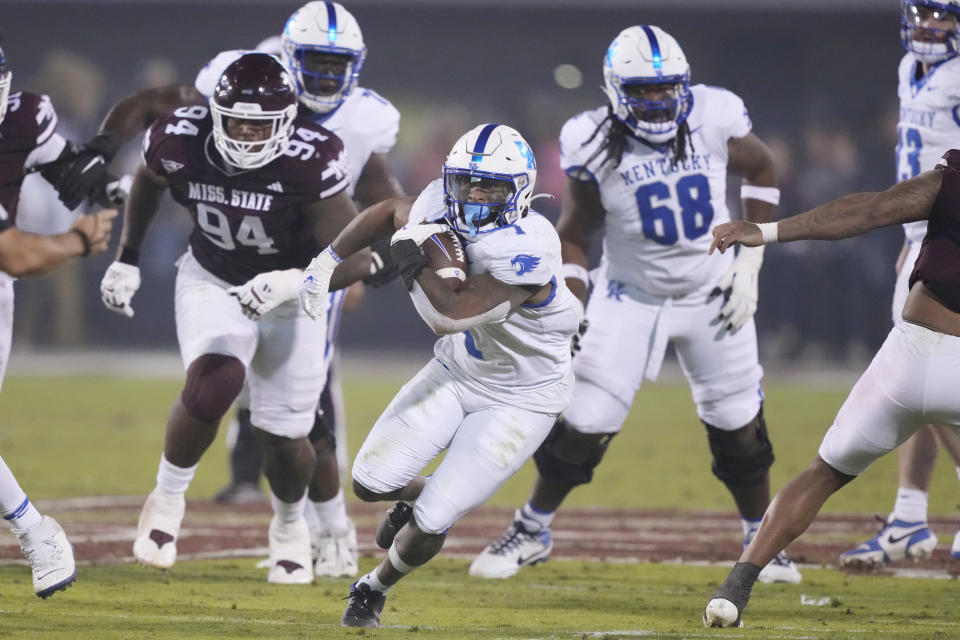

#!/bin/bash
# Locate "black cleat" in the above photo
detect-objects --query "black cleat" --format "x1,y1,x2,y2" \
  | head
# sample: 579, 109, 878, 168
341, 582, 386, 628
375, 501, 413, 549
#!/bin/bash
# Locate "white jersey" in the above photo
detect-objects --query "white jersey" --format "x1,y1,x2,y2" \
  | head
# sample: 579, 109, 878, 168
194, 49, 400, 197
408, 180, 581, 414
560, 84, 752, 297
896, 53, 960, 243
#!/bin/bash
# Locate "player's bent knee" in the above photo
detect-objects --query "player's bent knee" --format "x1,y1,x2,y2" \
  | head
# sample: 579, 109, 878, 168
352, 478, 387, 502
181, 354, 245, 423
533, 417, 616, 488
704, 407, 774, 487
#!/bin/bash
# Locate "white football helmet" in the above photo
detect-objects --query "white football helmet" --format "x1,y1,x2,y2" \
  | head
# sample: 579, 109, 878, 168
603, 25, 692, 144
901, 1, 960, 62
282, 1, 367, 114
0, 46, 11, 125
210, 53, 299, 170
442, 124, 537, 239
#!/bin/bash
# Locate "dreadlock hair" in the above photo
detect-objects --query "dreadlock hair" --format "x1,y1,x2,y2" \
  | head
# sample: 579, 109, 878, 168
577, 104, 694, 175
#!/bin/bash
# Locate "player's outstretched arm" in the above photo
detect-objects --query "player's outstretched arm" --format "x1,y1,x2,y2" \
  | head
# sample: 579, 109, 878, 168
556, 177, 604, 305
711, 169, 942, 254
99, 84, 204, 146
0, 209, 117, 278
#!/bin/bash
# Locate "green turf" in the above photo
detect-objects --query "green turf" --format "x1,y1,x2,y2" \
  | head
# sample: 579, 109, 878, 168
2, 374, 960, 637
0, 558, 955, 639
2, 374, 959, 516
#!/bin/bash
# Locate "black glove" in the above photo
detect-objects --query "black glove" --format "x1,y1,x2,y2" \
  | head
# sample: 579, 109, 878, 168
49, 131, 121, 210
363, 238, 399, 288
571, 318, 589, 356
389, 238, 429, 290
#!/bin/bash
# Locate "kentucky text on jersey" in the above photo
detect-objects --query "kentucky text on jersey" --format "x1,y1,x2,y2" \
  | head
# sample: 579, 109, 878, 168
618, 153, 714, 186
187, 182, 274, 212
900, 107, 936, 128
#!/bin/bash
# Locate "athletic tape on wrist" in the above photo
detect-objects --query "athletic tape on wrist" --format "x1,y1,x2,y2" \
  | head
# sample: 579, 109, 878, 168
756, 222, 779, 244
562, 263, 590, 286
741, 185, 781, 205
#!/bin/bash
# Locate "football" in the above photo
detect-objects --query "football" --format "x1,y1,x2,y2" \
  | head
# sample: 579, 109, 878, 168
422, 228, 467, 283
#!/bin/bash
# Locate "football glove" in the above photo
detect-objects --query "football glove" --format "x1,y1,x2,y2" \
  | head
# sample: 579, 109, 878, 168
708, 245, 764, 332
227, 268, 302, 320
100, 261, 141, 318
390, 223, 449, 290
52, 132, 122, 210
571, 318, 589, 356
299, 247, 340, 321
363, 238, 398, 288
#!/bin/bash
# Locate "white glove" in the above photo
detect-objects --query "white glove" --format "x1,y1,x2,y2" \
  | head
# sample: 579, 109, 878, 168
299, 247, 341, 321
227, 268, 302, 320
709, 245, 764, 332
390, 222, 450, 247
104, 174, 133, 207
100, 261, 141, 317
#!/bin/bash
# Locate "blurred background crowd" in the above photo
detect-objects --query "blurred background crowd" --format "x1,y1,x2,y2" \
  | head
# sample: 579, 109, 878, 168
5, 0, 906, 365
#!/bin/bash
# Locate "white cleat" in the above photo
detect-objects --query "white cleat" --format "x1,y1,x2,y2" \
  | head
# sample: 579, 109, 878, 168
703, 597, 743, 628
757, 551, 802, 584
132, 489, 185, 569
267, 515, 314, 584
950, 529, 960, 560
313, 520, 359, 578
15, 516, 77, 599
469, 512, 553, 579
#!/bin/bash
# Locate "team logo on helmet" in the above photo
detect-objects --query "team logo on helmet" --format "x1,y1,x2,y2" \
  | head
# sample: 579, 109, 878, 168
441, 123, 538, 239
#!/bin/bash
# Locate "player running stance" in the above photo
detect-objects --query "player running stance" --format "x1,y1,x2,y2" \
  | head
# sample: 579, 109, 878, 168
0, 45, 117, 598
470, 25, 798, 584
68, 3, 402, 578
100, 53, 369, 584
298, 124, 581, 627
704, 151, 960, 628
839, 0, 960, 569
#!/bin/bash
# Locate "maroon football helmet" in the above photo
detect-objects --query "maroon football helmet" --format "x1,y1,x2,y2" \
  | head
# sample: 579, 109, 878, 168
210, 53, 298, 169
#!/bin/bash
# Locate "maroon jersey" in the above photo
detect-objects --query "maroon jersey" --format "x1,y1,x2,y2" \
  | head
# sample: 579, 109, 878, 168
0, 91, 60, 230
910, 149, 960, 313
142, 104, 350, 285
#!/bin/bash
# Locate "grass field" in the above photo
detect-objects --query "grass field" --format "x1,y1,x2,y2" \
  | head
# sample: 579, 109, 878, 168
1, 369, 959, 637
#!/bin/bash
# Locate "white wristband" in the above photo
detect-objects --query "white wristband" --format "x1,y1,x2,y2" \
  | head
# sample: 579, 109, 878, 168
756, 222, 779, 244
741, 185, 781, 205
562, 263, 590, 286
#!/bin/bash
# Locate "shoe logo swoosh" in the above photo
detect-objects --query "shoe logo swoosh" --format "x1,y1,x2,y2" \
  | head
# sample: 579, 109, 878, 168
516, 552, 538, 566
887, 528, 924, 544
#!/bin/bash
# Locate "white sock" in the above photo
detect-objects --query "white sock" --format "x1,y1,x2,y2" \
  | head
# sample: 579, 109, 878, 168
741, 517, 763, 539
357, 568, 390, 593
156, 455, 197, 496
271, 491, 307, 524
893, 487, 928, 523
518, 502, 554, 532
955, 466, 960, 483
311, 489, 351, 532
0, 456, 42, 531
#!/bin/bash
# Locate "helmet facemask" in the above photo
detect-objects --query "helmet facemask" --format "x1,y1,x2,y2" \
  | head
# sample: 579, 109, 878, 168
0, 70, 11, 126
442, 169, 528, 238
284, 43, 365, 114
901, 1, 960, 62
615, 75, 692, 143
210, 101, 297, 170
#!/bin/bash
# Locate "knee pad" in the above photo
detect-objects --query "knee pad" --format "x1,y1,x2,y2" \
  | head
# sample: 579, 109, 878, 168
532, 417, 616, 488
181, 354, 245, 423
704, 407, 774, 487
